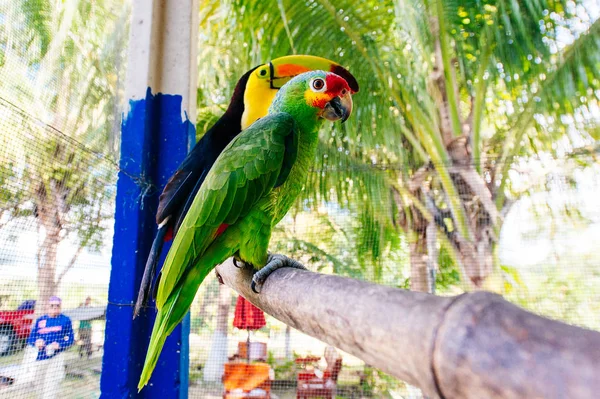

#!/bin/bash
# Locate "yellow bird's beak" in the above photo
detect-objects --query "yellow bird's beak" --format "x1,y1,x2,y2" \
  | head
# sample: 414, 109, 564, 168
269, 55, 359, 93
242, 55, 359, 129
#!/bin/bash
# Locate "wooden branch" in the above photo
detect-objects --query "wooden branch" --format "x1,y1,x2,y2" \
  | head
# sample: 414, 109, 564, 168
216, 259, 600, 399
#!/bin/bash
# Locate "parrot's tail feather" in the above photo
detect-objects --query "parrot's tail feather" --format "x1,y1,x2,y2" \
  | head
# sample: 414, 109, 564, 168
138, 292, 178, 391
134, 223, 170, 318
138, 242, 238, 390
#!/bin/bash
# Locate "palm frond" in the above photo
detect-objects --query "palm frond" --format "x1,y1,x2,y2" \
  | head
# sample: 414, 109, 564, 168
495, 18, 600, 205
21, 0, 53, 58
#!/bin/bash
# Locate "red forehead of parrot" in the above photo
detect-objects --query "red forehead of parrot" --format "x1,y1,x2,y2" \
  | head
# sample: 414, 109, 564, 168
275, 63, 359, 94
305, 73, 352, 111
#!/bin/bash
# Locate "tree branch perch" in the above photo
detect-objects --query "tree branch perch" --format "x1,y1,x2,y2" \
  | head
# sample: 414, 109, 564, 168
216, 258, 600, 399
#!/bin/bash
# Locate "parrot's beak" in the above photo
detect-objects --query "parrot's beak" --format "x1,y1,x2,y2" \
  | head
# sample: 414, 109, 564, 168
270, 55, 359, 93
322, 91, 353, 123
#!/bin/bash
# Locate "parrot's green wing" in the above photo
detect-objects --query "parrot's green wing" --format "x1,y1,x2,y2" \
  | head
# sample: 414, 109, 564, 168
156, 111, 298, 309
139, 112, 298, 390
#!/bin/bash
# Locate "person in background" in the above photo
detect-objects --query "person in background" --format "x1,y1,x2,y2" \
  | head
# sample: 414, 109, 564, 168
78, 296, 93, 358
27, 296, 74, 399
315, 346, 340, 379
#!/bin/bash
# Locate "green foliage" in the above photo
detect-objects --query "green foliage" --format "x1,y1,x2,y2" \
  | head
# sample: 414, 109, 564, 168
505, 267, 600, 331
271, 207, 410, 285
266, 351, 296, 380
0, 0, 128, 304
436, 244, 462, 290
360, 365, 405, 398
20, 0, 52, 58
196, 0, 600, 290
0, 162, 26, 226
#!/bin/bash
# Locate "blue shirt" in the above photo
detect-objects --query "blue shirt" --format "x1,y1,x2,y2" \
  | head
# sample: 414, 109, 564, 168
27, 314, 74, 360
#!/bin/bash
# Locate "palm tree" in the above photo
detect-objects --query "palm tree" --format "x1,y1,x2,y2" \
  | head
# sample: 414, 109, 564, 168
195, 0, 600, 291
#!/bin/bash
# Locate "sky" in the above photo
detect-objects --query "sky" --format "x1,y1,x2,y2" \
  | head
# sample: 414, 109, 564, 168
499, 161, 600, 269
0, 220, 114, 286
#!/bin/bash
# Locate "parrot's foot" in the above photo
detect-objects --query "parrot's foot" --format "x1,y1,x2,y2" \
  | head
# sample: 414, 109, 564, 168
233, 256, 245, 268
251, 254, 307, 293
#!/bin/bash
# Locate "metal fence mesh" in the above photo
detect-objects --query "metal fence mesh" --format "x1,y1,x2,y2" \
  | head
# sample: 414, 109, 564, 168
0, 0, 599, 398
0, 0, 125, 397
186, 157, 600, 399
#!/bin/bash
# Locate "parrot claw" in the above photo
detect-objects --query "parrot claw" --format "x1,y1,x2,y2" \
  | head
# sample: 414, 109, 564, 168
233, 257, 245, 268
251, 254, 307, 293
251, 279, 260, 294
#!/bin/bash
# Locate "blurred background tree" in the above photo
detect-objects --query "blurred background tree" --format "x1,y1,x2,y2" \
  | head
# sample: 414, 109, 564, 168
0, 0, 128, 314
2, 0, 597, 313
194, 0, 600, 292
0, 0, 597, 329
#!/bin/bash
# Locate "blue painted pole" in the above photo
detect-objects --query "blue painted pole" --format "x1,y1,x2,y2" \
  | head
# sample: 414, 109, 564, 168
101, 91, 194, 398
101, 1, 198, 397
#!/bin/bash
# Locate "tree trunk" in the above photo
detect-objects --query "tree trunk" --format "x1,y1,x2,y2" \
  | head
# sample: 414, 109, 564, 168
36, 234, 59, 317
447, 168, 495, 287
196, 280, 215, 330
426, 16, 498, 288
33, 72, 70, 317
410, 238, 429, 293
450, 233, 493, 288
392, 185, 433, 293
203, 282, 231, 382
425, 196, 438, 295
34, 180, 64, 317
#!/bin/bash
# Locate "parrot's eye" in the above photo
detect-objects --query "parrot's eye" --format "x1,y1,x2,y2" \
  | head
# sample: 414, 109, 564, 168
259, 69, 268, 77
310, 78, 326, 92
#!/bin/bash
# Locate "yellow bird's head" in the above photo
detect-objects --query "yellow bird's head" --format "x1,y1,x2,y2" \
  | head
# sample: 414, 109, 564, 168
239, 55, 359, 129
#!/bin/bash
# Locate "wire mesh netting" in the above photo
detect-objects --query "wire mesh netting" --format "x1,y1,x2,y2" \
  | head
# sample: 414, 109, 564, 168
0, 0, 127, 397
187, 158, 600, 399
1, 0, 600, 398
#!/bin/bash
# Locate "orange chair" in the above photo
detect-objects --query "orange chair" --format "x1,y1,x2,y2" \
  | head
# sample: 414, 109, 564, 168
296, 358, 342, 399
223, 362, 273, 399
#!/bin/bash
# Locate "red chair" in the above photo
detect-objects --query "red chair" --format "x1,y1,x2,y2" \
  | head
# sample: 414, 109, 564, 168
296, 358, 342, 399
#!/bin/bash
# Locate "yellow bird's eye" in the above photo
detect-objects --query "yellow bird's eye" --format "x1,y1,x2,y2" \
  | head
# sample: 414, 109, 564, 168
310, 78, 326, 92
257, 68, 269, 79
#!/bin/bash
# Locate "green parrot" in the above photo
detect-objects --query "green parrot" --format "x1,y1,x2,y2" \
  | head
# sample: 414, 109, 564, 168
138, 70, 354, 390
